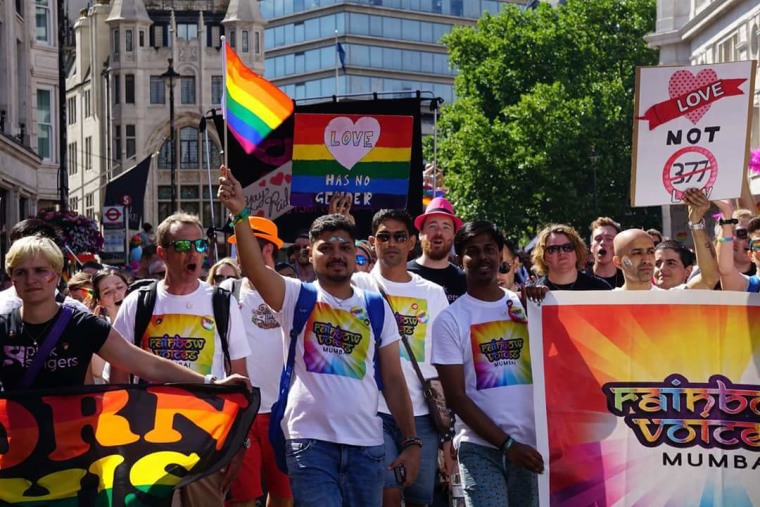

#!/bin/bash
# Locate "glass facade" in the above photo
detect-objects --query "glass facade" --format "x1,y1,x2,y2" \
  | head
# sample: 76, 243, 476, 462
260, 1, 504, 102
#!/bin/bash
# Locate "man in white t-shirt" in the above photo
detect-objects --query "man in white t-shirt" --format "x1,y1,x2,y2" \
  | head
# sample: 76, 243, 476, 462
222, 216, 293, 507
352, 209, 449, 507
112, 212, 250, 507
218, 166, 419, 507
432, 221, 544, 507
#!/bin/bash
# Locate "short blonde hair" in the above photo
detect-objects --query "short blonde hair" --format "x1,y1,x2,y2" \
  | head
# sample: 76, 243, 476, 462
5, 235, 64, 276
531, 224, 587, 276
156, 212, 204, 247
207, 258, 241, 285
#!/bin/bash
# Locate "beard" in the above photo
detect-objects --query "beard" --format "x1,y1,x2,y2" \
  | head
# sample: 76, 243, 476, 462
421, 237, 452, 261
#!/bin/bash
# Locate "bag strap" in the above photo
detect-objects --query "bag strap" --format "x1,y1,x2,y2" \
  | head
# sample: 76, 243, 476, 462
18, 305, 74, 389
377, 287, 428, 390
212, 286, 233, 375
276, 282, 318, 405
134, 281, 159, 347
362, 289, 385, 390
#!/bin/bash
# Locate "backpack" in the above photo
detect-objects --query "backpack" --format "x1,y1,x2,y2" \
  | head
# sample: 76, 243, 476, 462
269, 282, 385, 473
133, 281, 233, 376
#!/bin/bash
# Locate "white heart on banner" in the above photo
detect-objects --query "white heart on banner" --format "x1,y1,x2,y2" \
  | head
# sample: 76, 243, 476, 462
323, 116, 381, 171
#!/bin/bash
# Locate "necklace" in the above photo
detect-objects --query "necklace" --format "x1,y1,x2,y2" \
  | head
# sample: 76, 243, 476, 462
325, 289, 352, 307
546, 275, 578, 291
22, 318, 56, 346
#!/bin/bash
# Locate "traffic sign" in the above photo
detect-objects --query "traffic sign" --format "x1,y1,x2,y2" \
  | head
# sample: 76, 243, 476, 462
120, 194, 133, 207
102, 205, 124, 226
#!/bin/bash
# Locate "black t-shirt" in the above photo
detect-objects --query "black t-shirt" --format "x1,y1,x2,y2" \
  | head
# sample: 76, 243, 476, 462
537, 271, 613, 291
0, 306, 111, 391
583, 267, 625, 288
407, 260, 467, 304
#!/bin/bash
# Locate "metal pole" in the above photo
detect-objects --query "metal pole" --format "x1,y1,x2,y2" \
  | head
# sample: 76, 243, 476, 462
168, 60, 177, 212
58, 0, 68, 210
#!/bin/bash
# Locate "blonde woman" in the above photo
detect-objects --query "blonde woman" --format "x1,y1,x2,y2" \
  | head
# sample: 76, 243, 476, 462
207, 257, 241, 286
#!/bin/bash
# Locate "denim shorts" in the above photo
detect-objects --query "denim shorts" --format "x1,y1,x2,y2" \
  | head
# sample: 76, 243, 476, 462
380, 412, 440, 505
458, 441, 538, 507
285, 438, 385, 507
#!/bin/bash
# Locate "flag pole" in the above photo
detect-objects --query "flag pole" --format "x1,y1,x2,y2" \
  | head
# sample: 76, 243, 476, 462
334, 30, 339, 98
221, 36, 229, 169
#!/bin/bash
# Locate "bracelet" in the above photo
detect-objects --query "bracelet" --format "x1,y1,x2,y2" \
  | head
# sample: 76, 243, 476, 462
230, 207, 250, 226
688, 219, 705, 230
204, 374, 217, 384
400, 436, 422, 449
717, 237, 734, 243
718, 218, 738, 226
500, 436, 515, 454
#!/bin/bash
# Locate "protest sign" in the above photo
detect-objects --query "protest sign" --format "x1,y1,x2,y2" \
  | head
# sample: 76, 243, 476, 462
631, 61, 755, 206
529, 291, 760, 506
290, 113, 414, 210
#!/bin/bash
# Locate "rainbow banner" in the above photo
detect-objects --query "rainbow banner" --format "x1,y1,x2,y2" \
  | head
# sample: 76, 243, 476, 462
223, 41, 293, 154
290, 113, 414, 209
529, 291, 760, 507
0, 383, 259, 506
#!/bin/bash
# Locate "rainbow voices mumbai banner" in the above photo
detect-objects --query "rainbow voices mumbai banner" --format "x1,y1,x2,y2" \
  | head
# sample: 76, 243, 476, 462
290, 113, 414, 210
0, 384, 259, 506
528, 291, 760, 507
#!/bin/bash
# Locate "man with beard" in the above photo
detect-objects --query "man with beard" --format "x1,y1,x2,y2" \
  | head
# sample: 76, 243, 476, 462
292, 231, 315, 282
218, 167, 419, 506
112, 212, 250, 506
433, 221, 544, 506
408, 198, 467, 304
585, 217, 624, 288
612, 229, 659, 291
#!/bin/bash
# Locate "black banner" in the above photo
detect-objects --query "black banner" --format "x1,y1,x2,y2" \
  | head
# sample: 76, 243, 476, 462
103, 155, 152, 230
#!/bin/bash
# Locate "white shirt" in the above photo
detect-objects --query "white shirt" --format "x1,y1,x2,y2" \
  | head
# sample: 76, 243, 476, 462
0, 286, 91, 314
113, 281, 249, 379
221, 278, 282, 413
274, 276, 400, 446
613, 285, 665, 291
432, 290, 535, 449
353, 270, 449, 416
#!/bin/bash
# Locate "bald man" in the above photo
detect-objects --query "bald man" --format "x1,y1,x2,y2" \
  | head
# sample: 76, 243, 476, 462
612, 229, 659, 291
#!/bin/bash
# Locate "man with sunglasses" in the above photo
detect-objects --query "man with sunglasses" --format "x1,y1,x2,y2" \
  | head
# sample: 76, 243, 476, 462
112, 212, 250, 506
355, 239, 375, 273
352, 209, 449, 507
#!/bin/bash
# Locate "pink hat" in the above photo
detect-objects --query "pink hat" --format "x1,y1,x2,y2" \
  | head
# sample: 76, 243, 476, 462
414, 197, 463, 232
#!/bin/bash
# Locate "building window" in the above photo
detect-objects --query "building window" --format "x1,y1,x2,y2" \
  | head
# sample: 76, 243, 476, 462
177, 23, 198, 41
36, 89, 53, 160
83, 90, 91, 118
68, 142, 78, 175
181, 76, 195, 104
139, 30, 145, 47
180, 127, 198, 169
67, 97, 77, 125
157, 185, 174, 221
113, 29, 120, 54
114, 125, 121, 161
125, 74, 135, 104
242, 31, 249, 52
152, 25, 165, 48
209, 25, 222, 48
35, 0, 50, 43
150, 76, 165, 104
230, 30, 236, 48
211, 75, 223, 104
126, 124, 136, 159
69, 196, 79, 211
255, 31, 261, 54
126, 29, 133, 52
158, 140, 172, 169
85, 136, 92, 170
113, 74, 120, 104
85, 192, 94, 218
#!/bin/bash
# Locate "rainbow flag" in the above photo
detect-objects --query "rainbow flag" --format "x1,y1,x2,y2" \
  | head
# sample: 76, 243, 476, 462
223, 41, 293, 154
290, 113, 414, 209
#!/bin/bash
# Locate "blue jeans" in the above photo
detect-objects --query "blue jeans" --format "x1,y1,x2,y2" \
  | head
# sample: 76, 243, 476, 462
285, 438, 385, 507
458, 441, 538, 507
380, 412, 440, 504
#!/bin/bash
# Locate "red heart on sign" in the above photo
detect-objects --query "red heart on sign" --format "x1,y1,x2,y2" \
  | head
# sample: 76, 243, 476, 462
285, 174, 292, 183
270, 172, 284, 186
668, 68, 718, 125
259, 180, 266, 187
256, 209, 265, 216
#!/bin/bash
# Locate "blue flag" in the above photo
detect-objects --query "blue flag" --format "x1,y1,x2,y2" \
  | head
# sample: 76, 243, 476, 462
336, 42, 346, 73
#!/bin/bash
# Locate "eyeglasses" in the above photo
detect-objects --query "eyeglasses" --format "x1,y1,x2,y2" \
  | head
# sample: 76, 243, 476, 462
545, 243, 575, 255
499, 263, 511, 274
214, 274, 238, 283
375, 232, 409, 243
356, 255, 369, 266
736, 229, 749, 240
750, 240, 760, 253
167, 239, 209, 253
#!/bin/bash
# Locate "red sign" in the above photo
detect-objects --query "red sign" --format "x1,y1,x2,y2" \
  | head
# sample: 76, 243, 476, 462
104, 207, 122, 222
120, 194, 133, 207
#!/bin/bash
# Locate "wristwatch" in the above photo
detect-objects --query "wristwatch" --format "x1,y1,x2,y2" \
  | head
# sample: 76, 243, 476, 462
718, 218, 738, 226
688, 219, 705, 230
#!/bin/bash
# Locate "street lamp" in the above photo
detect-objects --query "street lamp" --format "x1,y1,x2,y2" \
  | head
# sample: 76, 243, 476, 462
161, 58, 180, 212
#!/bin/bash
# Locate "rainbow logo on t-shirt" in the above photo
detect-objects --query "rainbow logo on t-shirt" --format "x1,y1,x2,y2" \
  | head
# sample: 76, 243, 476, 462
470, 320, 531, 390
303, 302, 371, 379
388, 295, 428, 363
142, 314, 216, 375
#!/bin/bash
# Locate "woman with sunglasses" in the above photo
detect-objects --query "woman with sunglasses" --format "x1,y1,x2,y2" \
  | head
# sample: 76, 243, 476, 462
0, 235, 251, 392
207, 258, 241, 286
355, 239, 375, 273
497, 238, 523, 294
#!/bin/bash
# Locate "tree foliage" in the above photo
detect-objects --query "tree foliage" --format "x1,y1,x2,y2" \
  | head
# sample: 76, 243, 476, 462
432, 0, 660, 241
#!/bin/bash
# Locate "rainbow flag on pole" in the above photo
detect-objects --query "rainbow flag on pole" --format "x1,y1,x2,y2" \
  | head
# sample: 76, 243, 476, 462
223, 41, 293, 154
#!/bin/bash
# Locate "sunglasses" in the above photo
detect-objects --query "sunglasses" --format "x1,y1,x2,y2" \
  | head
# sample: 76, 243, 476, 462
214, 274, 238, 283
499, 263, 511, 274
168, 239, 209, 253
545, 243, 575, 255
736, 229, 749, 240
356, 254, 369, 266
375, 232, 409, 243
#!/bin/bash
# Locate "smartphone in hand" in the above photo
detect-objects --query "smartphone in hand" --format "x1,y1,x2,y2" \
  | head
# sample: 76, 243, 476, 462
394, 464, 406, 485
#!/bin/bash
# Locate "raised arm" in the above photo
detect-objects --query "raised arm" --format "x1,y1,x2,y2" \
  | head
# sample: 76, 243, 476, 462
713, 199, 748, 291
683, 189, 718, 289
218, 166, 286, 311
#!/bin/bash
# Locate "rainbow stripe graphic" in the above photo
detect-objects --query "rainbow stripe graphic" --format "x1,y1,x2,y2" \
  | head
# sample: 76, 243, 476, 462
223, 42, 294, 154
290, 113, 413, 209
537, 301, 760, 506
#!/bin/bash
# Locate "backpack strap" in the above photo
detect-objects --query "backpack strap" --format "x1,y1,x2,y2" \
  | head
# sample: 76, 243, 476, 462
748, 275, 760, 293
232, 278, 244, 303
134, 281, 159, 348
362, 289, 385, 390
212, 286, 233, 375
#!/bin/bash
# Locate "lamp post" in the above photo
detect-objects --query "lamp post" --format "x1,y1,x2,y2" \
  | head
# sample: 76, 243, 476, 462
161, 58, 180, 212
590, 147, 599, 217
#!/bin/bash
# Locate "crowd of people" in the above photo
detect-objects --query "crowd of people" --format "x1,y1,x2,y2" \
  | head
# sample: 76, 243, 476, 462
1, 163, 758, 507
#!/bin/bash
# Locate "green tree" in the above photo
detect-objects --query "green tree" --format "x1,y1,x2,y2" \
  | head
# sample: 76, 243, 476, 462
432, 0, 660, 241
